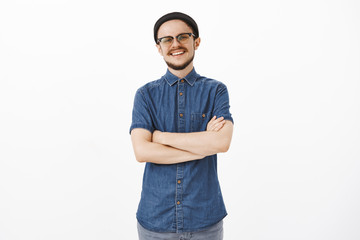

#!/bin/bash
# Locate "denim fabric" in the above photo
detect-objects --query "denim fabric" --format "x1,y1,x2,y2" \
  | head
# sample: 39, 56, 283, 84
130, 68, 233, 233
137, 220, 223, 240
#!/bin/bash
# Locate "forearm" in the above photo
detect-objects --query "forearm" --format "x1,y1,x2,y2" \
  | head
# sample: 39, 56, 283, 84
137, 142, 204, 164
153, 120, 233, 156
154, 132, 224, 156
131, 128, 205, 164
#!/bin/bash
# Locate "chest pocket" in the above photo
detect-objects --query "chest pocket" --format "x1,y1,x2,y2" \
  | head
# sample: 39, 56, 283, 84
191, 112, 211, 132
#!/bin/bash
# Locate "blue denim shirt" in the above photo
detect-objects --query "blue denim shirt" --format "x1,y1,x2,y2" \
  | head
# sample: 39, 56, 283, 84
130, 68, 233, 233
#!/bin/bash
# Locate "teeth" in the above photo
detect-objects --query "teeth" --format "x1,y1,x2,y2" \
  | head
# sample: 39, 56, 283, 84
172, 52, 184, 56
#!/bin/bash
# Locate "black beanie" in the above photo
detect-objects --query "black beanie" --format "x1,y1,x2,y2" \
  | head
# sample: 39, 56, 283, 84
154, 12, 199, 43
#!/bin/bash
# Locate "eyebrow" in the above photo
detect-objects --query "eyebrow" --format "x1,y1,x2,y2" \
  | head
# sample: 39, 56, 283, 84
158, 33, 190, 39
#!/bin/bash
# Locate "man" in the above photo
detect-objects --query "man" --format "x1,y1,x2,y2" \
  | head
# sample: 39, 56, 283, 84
130, 12, 233, 240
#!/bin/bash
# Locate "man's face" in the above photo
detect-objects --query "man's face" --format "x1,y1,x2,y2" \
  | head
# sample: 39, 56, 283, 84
156, 20, 200, 71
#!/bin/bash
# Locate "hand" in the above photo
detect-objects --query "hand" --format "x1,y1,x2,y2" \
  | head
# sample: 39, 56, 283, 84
206, 116, 225, 132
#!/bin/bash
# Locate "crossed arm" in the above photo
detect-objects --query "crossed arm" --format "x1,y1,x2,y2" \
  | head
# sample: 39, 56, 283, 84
130, 116, 233, 164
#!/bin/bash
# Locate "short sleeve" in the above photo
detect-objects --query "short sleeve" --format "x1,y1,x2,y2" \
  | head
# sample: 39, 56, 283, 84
213, 84, 234, 124
129, 88, 155, 134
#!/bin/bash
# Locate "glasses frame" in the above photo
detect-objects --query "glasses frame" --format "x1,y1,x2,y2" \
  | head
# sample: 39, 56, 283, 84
156, 33, 196, 45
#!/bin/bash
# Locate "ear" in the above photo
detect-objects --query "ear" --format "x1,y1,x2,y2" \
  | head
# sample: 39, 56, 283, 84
156, 44, 163, 56
194, 37, 201, 50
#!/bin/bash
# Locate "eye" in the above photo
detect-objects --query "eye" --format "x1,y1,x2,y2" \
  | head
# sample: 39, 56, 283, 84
161, 37, 173, 44
178, 34, 190, 42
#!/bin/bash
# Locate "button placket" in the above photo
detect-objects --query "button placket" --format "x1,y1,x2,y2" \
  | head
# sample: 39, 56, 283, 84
179, 80, 184, 117
175, 79, 185, 232
175, 162, 184, 232
178, 79, 185, 123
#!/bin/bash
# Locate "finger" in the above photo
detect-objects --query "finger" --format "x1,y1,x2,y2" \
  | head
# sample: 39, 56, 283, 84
208, 125, 218, 131
207, 123, 217, 131
213, 121, 226, 131
207, 116, 225, 131
213, 116, 224, 123
206, 116, 217, 130
211, 119, 225, 131
211, 117, 224, 127
208, 119, 225, 131
208, 115, 217, 124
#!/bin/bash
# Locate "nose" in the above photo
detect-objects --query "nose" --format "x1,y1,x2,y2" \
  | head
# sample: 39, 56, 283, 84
171, 37, 181, 47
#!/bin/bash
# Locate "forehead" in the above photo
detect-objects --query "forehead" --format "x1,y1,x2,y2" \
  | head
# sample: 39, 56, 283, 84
157, 19, 193, 37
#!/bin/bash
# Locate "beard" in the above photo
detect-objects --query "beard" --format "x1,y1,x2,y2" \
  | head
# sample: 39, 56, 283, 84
165, 52, 195, 71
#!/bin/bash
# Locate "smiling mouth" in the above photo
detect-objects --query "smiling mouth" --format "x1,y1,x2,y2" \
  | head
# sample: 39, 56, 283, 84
170, 51, 185, 56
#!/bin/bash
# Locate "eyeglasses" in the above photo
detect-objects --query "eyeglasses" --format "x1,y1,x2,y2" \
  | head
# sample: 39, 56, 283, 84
157, 33, 195, 46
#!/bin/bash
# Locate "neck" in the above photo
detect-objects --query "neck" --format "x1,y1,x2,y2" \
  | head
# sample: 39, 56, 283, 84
168, 63, 194, 79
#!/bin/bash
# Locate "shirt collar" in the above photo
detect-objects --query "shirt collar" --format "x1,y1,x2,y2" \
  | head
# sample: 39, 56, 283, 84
164, 68, 199, 87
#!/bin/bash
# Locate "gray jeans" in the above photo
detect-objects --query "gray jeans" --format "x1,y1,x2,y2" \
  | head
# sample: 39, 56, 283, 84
137, 220, 223, 240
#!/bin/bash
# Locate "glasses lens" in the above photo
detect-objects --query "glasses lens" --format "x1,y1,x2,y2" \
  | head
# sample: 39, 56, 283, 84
177, 33, 191, 43
159, 37, 173, 45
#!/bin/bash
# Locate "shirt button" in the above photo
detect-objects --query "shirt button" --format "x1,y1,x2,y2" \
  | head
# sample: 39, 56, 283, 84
202, 114, 206, 118
179, 113, 183, 117
179, 92, 183, 96
177, 201, 180, 205
177, 180, 181, 184
180, 79, 184, 83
